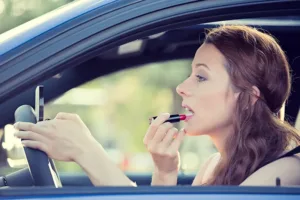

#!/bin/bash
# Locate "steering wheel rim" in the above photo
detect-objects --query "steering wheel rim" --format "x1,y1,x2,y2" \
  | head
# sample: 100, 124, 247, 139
14, 105, 61, 187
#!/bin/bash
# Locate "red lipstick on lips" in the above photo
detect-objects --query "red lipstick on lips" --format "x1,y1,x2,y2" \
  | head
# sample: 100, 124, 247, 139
149, 113, 193, 124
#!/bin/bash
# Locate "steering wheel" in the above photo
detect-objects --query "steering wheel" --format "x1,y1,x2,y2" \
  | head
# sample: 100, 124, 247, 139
13, 86, 61, 187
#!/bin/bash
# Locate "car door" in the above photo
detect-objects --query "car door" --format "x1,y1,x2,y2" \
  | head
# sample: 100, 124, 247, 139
0, 0, 300, 199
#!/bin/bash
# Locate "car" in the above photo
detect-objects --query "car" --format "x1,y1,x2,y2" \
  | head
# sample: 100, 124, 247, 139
0, 0, 300, 199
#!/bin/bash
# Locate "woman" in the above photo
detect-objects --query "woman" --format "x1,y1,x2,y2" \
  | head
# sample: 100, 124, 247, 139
14, 25, 300, 186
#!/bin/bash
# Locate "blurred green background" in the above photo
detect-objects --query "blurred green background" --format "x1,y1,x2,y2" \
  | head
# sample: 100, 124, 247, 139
0, 0, 74, 34
0, 0, 216, 175
44, 60, 217, 173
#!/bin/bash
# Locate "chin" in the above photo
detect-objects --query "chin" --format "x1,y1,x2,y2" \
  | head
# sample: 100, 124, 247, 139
183, 127, 206, 136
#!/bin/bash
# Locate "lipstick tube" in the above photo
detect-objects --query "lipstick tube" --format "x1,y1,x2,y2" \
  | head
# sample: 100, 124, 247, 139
149, 114, 188, 124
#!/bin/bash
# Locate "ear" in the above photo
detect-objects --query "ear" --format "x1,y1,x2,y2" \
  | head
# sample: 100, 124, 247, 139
251, 86, 260, 105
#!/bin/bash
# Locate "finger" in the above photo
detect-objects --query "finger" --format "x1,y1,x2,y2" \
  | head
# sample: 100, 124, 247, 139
143, 113, 170, 144
36, 120, 57, 131
170, 129, 185, 150
21, 140, 48, 152
162, 127, 178, 145
152, 122, 173, 143
55, 112, 79, 120
14, 131, 47, 142
36, 120, 52, 128
14, 122, 47, 134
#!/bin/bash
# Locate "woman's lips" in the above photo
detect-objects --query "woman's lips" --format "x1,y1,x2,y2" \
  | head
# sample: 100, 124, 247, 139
185, 112, 193, 121
182, 104, 194, 121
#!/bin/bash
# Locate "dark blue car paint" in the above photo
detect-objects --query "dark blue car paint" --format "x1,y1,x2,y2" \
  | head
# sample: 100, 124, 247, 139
0, 0, 299, 198
1, 186, 300, 199
0, 194, 300, 200
0, 0, 116, 55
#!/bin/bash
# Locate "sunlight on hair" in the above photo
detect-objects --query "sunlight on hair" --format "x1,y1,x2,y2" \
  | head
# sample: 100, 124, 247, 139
295, 109, 300, 130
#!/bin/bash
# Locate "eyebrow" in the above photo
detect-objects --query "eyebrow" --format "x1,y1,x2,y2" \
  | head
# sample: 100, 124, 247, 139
194, 63, 210, 71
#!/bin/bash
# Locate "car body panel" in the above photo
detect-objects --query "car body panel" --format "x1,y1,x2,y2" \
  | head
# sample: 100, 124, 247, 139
0, 0, 299, 198
1, 187, 300, 199
1, 194, 299, 200
0, 0, 118, 55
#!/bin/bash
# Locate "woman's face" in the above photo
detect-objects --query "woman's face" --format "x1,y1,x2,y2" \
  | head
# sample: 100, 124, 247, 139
176, 43, 238, 136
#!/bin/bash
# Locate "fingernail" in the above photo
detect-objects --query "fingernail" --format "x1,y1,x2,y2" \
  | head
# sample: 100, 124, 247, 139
173, 133, 178, 139
162, 113, 170, 117
148, 118, 154, 124
14, 123, 18, 128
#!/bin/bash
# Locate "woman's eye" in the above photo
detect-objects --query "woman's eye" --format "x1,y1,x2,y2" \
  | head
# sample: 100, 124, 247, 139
196, 75, 207, 82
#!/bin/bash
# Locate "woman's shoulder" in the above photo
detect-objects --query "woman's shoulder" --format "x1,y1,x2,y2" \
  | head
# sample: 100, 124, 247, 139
192, 152, 221, 186
241, 153, 300, 186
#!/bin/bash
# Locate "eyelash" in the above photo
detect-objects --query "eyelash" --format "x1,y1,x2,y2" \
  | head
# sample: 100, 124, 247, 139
187, 75, 207, 82
196, 75, 207, 82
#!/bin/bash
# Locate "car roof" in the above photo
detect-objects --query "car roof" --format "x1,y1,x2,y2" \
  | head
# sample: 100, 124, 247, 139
0, 0, 118, 55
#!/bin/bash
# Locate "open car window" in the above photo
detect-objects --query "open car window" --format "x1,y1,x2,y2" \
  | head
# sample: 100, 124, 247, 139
1, 16, 300, 179
0, 59, 218, 175
49, 60, 217, 174
3, 57, 297, 175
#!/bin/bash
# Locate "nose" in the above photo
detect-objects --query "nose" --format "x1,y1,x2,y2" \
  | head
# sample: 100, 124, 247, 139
176, 79, 191, 97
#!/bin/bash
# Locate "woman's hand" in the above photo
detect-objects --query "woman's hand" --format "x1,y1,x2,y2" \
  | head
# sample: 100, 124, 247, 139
14, 112, 97, 163
143, 113, 185, 185
14, 112, 135, 186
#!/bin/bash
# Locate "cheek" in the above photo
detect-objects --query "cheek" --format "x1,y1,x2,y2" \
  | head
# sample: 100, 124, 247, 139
190, 84, 235, 134
197, 90, 230, 118
196, 83, 230, 113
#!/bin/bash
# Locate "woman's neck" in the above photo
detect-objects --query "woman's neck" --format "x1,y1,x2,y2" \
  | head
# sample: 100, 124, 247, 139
209, 125, 234, 156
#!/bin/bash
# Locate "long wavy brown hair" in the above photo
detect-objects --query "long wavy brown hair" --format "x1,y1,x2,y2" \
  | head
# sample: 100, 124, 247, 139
203, 25, 300, 185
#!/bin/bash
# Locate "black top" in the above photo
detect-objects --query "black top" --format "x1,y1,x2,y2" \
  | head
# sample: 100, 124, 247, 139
266, 145, 300, 186
278, 145, 300, 159
258, 145, 300, 172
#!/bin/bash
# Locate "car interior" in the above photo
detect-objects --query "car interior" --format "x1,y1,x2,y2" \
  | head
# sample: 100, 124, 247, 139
0, 16, 300, 188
